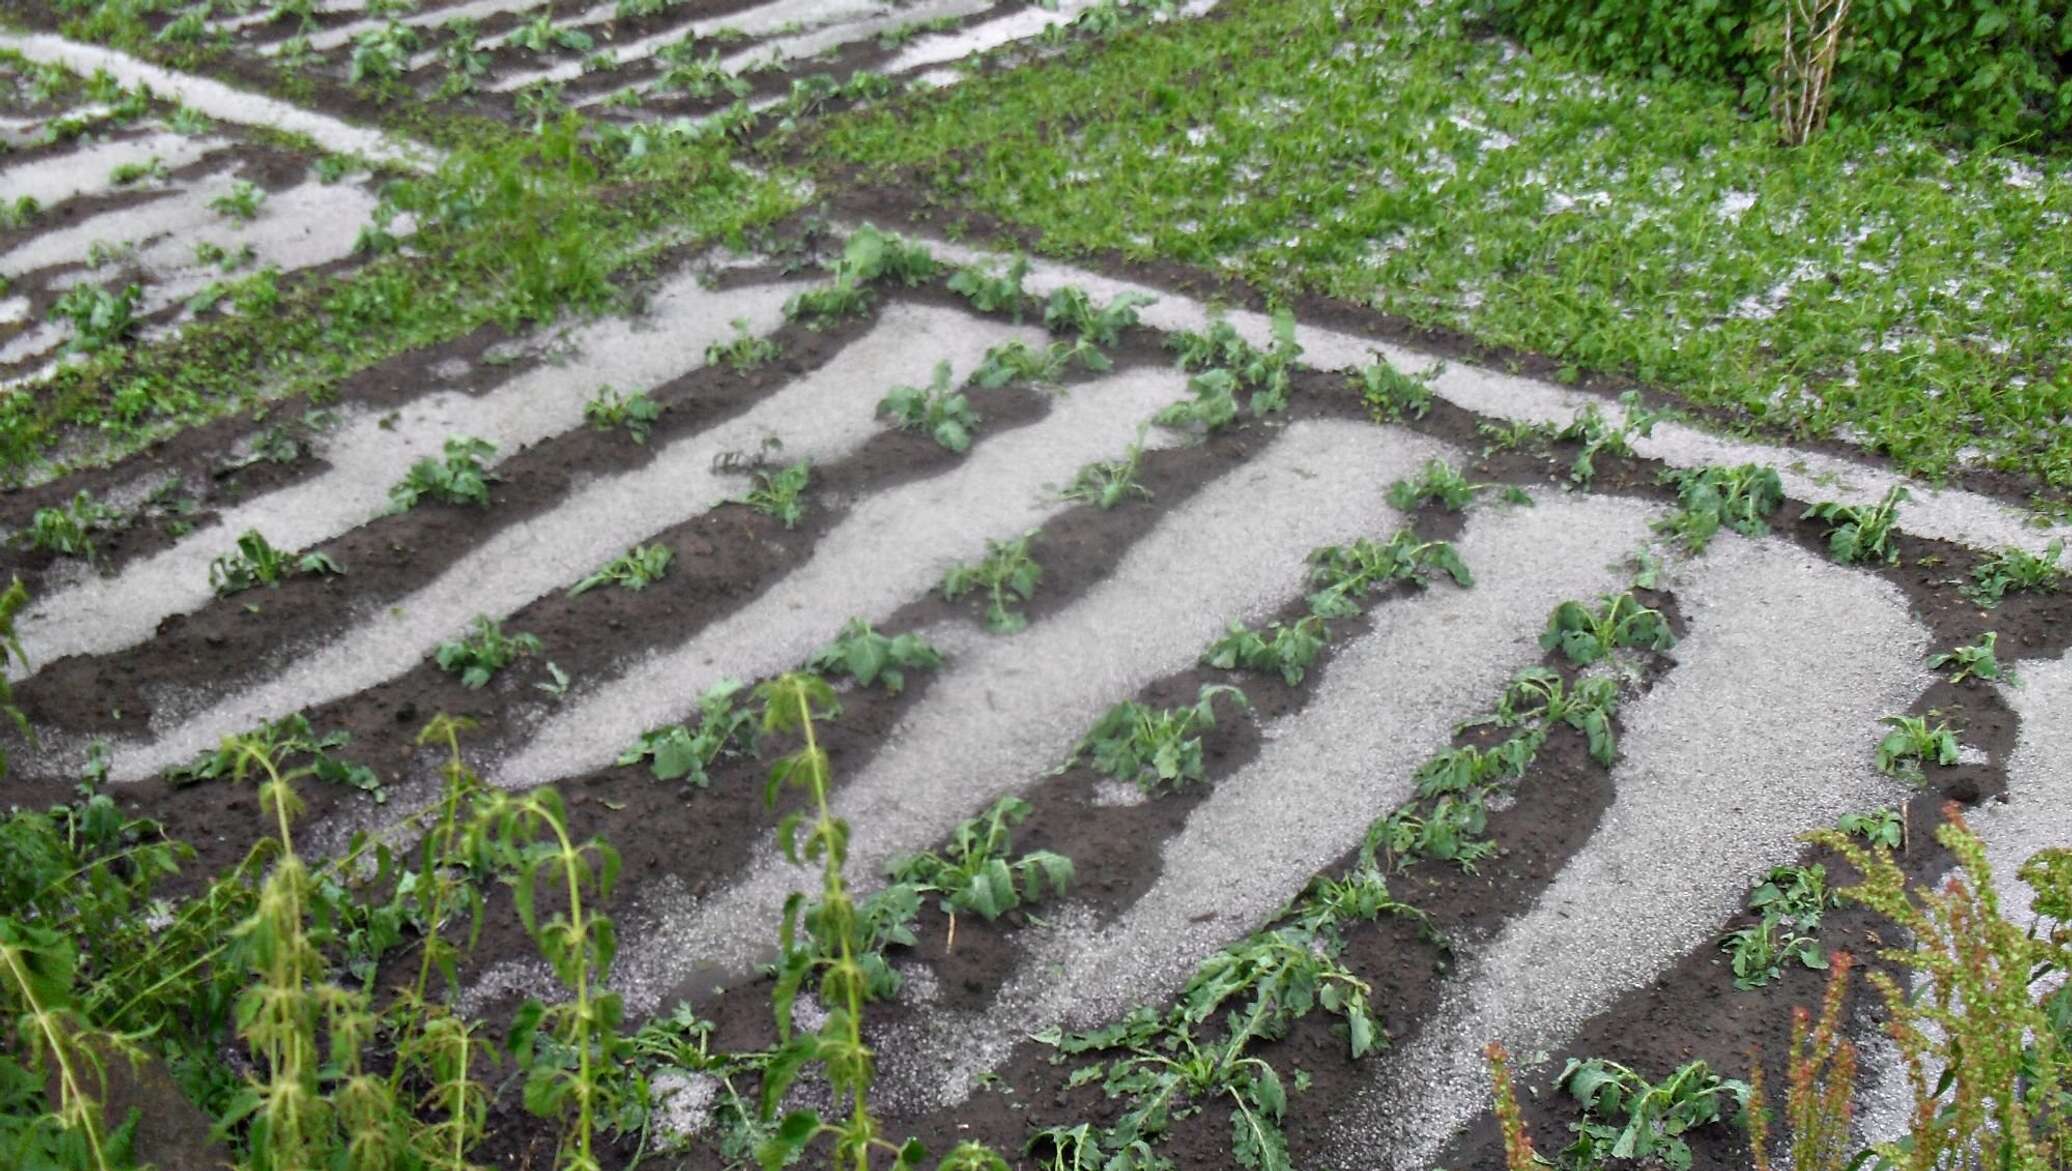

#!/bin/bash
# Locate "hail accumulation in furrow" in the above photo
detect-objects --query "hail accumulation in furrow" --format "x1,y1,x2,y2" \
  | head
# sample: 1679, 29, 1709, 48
877, 490, 1661, 1112
280, 0, 549, 55
98, 302, 1031, 783
0, 32, 439, 168
561, 417, 1459, 1018
920, 234, 2072, 553
716, 0, 995, 74
1, 177, 383, 374
1, 129, 228, 207
3, 162, 264, 273
1966, 649, 2072, 932
883, 0, 1101, 78
497, 360, 1175, 790
485, 0, 896, 94
10, 273, 800, 674
1327, 531, 1930, 1171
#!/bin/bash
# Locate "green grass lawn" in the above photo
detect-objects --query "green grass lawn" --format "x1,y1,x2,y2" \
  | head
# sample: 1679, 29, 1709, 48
820, 0, 2072, 495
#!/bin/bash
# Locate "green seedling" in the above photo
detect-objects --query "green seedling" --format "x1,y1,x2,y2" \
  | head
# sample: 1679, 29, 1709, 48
741, 460, 811, 528
349, 22, 419, 86
506, 10, 594, 53
880, 361, 982, 453
1306, 530, 1472, 617
22, 491, 119, 559
652, 43, 750, 98
48, 283, 140, 354
942, 532, 1042, 633
885, 796, 1072, 943
389, 437, 498, 510
1928, 632, 2014, 685
435, 615, 541, 689
1540, 592, 1674, 666
1412, 734, 1542, 800
109, 157, 165, 186
1386, 457, 1528, 511
1373, 796, 1494, 872
1477, 418, 1558, 454
209, 529, 343, 596
617, 679, 756, 785
1154, 367, 1243, 431
1965, 540, 2064, 606
1722, 865, 1833, 989
1556, 1057, 1748, 1170
1061, 433, 1150, 510
1072, 684, 1248, 792
807, 618, 943, 693
704, 318, 779, 370
1202, 616, 1327, 685
1876, 714, 1960, 778
1, 196, 40, 231
568, 544, 672, 596
1749, 863, 1834, 925
584, 385, 661, 443
1354, 358, 1434, 422
1656, 463, 1785, 553
165, 711, 383, 800
1169, 307, 1303, 414
1806, 485, 1910, 565
839, 224, 938, 286
970, 338, 1110, 388
1837, 807, 1904, 850
1490, 666, 1620, 764
947, 256, 1030, 320
208, 180, 266, 223
1043, 286, 1154, 346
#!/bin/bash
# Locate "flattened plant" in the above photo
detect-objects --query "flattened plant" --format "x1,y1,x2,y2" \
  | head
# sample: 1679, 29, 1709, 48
1072, 684, 1249, 792
1539, 592, 1674, 666
885, 796, 1072, 947
1555, 1057, 1748, 1169
390, 437, 498, 511
1927, 632, 2014, 685
209, 529, 343, 596
941, 532, 1041, 633
1964, 539, 2064, 606
435, 615, 542, 689
1387, 458, 1528, 512
1043, 286, 1153, 346
880, 361, 981, 453
568, 543, 672, 596
808, 618, 943, 694
21, 491, 119, 559
1202, 616, 1327, 685
970, 338, 1109, 389
1306, 529, 1472, 617
1061, 432, 1151, 510
583, 386, 661, 444
1805, 485, 1909, 566
1354, 357, 1434, 422
1657, 463, 1785, 553
48, 283, 139, 355
619, 679, 757, 786
0, 578, 28, 777
946, 256, 1030, 320
742, 460, 811, 528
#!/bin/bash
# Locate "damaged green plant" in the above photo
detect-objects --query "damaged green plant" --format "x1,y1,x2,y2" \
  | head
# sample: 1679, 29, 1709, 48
1540, 592, 1674, 666
808, 619, 943, 694
209, 529, 343, 596
1202, 617, 1327, 686
390, 437, 498, 511
1656, 463, 1785, 553
569, 544, 673, 596
1072, 684, 1249, 792
617, 679, 757, 786
880, 361, 981, 453
1306, 530, 1472, 617
885, 796, 1072, 947
1805, 486, 1909, 566
941, 532, 1041, 633
435, 615, 542, 689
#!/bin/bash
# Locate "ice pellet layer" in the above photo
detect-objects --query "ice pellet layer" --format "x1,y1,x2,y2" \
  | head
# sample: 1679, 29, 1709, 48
916, 234, 2070, 554
1326, 531, 1929, 1170
1, 130, 227, 207
555, 418, 1458, 1018
875, 490, 1660, 1111
95, 302, 1033, 781
497, 359, 1168, 790
12, 272, 801, 676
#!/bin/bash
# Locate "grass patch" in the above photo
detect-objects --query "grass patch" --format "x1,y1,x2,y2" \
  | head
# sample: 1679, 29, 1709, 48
819, 0, 2072, 492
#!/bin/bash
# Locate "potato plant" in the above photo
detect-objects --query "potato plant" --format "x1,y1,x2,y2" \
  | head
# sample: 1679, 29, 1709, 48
1555, 1057, 1748, 1169
742, 460, 811, 528
208, 529, 343, 596
947, 256, 1030, 320
21, 491, 120, 559
1927, 633, 2013, 685
808, 618, 943, 693
1306, 530, 1472, 617
970, 338, 1109, 389
1964, 539, 2064, 606
1354, 358, 1434, 422
1061, 433, 1150, 510
1656, 463, 1785, 553
617, 680, 756, 785
884, 796, 1073, 941
1540, 592, 1674, 666
435, 616, 542, 689
1043, 286, 1154, 346
584, 386, 661, 444
941, 532, 1042, 633
1202, 617, 1327, 685
390, 437, 498, 511
1806, 486, 1909, 566
1875, 714, 1960, 778
1072, 684, 1249, 792
0, 578, 27, 778
568, 544, 672, 596
880, 361, 982, 452
164, 712, 385, 801
48, 283, 140, 355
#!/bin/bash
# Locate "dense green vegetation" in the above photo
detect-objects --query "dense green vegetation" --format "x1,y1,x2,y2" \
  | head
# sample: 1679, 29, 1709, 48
823, 0, 2072, 492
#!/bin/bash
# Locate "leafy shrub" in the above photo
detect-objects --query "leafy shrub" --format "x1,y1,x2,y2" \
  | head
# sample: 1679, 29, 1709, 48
1490, 0, 2072, 139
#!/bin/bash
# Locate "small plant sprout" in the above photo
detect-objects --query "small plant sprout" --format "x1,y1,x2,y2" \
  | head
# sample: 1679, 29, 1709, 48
1062, 432, 1151, 510
808, 618, 943, 693
1837, 807, 1904, 850
1805, 485, 1910, 565
742, 460, 811, 528
879, 361, 982, 452
947, 255, 1031, 320
1875, 714, 1960, 778
1656, 463, 1786, 553
1965, 539, 2065, 606
1386, 458, 1529, 512
971, 338, 1110, 388
1928, 632, 2015, 685
1043, 286, 1155, 346
208, 180, 266, 223
1723, 863, 1833, 989
209, 529, 343, 595
885, 796, 1072, 947
1492, 666, 1620, 764
617, 679, 756, 784
1168, 307, 1303, 414
22, 491, 120, 559
1073, 684, 1249, 792
1355, 357, 1435, 421
389, 437, 498, 510
435, 615, 542, 688
48, 283, 140, 354
568, 544, 672, 596
1202, 617, 1327, 685
583, 385, 662, 444
703, 318, 779, 370
1556, 1057, 1749, 1168
942, 532, 1042, 633
1540, 592, 1675, 666
1306, 530, 1472, 617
